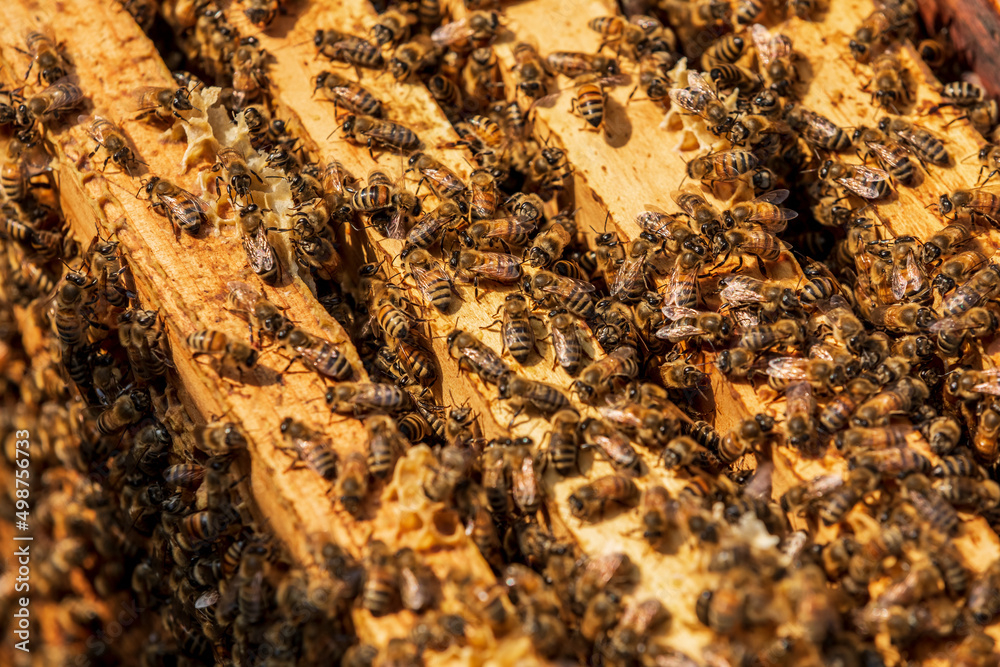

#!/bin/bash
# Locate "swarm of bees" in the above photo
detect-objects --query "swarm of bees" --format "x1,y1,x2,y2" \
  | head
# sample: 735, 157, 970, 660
7, 0, 1000, 664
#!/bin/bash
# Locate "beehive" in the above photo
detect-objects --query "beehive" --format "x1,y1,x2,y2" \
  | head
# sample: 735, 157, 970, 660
2, 0, 1000, 665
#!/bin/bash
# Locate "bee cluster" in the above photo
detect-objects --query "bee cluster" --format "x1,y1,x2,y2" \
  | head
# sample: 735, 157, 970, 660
4, 0, 1000, 664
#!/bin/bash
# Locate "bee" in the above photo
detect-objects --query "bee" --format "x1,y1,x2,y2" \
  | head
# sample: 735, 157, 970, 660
464, 46, 505, 104
737, 319, 806, 352
935, 476, 1000, 508
568, 474, 640, 521
701, 34, 746, 68
403, 246, 455, 312
849, 2, 916, 62
581, 418, 640, 470
687, 149, 759, 184
235, 204, 281, 284
142, 176, 207, 239
857, 135, 919, 187
629, 52, 673, 109
903, 474, 960, 535
395, 547, 439, 613
818, 466, 878, 525
660, 355, 710, 391
939, 189, 1000, 224
277, 327, 353, 380
818, 377, 877, 434
194, 421, 247, 458
940, 263, 1000, 317
466, 168, 500, 221
325, 382, 413, 415
488, 293, 537, 364
574, 346, 640, 402
570, 81, 608, 133
447, 329, 509, 386
134, 86, 193, 123
671, 189, 723, 237
852, 377, 930, 427
242, 0, 279, 25
96, 389, 150, 436
352, 169, 421, 239
498, 374, 571, 416
543, 309, 585, 376
423, 444, 472, 503
820, 160, 891, 199
708, 63, 760, 93
723, 189, 798, 231
544, 51, 621, 80
508, 445, 542, 515
930, 306, 999, 356
362, 541, 398, 616
86, 116, 139, 174
587, 16, 645, 51
719, 414, 774, 462
975, 402, 1000, 464
450, 248, 522, 292
366, 415, 409, 480
292, 233, 341, 282
713, 227, 786, 267
16, 80, 82, 134
342, 114, 422, 157
213, 147, 262, 202
785, 104, 852, 151
605, 600, 671, 663
528, 147, 573, 194
879, 116, 950, 165
461, 215, 537, 252
371, 9, 412, 46
931, 251, 984, 298
669, 71, 735, 135
714, 346, 756, 378
23, 30, 69, 85
314, 29, 385, 71
852, 446, 931, 477
393, 337, 437, 387
406, 200, 462, 250
869, 52, 912, 110
186, 329, 259, 377
407, 152, 465, 200
390, 35, 439, 82
919, 416, 962, 456
313, 71, 383, 117
431, 11, 501, 53
524, 270, 597, 319
942, 80, 984, 106
512, 42, 550, 98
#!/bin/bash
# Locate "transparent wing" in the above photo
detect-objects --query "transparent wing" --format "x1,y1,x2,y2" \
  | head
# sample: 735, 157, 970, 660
431, 18, 470, 47
719, 275, 765, 303
766, 357, 811, 379
837, 164, 889, 199
540, 275, 596, 295
611, 256, 646, 300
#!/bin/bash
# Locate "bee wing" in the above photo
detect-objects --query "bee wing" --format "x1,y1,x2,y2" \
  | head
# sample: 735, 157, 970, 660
160, 188, 209, 216
805, 473, 844, 499
927, 316, 978, 333
972, 369, 1000, 395
385, 208, 410, 240
686, 71, 717, 98
766, 357, 811, 379
890, 250, 923, 301
730, 308, 760, 329
611, 256, 646, 300
655, 322, 707, 340
42, 80, 83, 113
598, 405, 644, 429
750, 24, 776, 65
133, 86, 166, 110
719, 275, 765, 303
411, 263, 453, 298
431, 18, 470, 46
785, 380, 815, 414
195, 590, 220, 609
243, 227, 277, 274
540, 276, 596, 295
836, 164, 889, 199
750, 188, 791, 206
865, 141, 910, 167
484, 217, 537, 237
661, 306, 699, 321
225, 280, 262, 314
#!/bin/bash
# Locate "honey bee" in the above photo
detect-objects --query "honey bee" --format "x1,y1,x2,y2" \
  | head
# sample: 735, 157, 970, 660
336, 452, 369, 518
975, 402, 1000, 464
390, 35, 439, 81
879, 116, 950, 165
524, 270, 597, 319
423, 444, 472, 502
142, 176, 207, 239
277, 327, 353, 380
545, 51, 620, 79
869, 52, 912, 110
134, 86, 193, 123
719, 414, 774, 462
903, 474, 960, 535
342, 114, 422, 157
23, 30, 69, 85
940, 262, 1000, 317
867, 302, 934, 333
931, 250, 985, 296
16, 80, 83, 133
785, 104, 852, 151
96, 389, 150, 435
402, 246, 456, 312
278, 417, 337, 481
313, 71, 384, 117
371, 9, 412, 46
447, 329, 509, 386
512, 42, 550, 99
366, 415, 409, 480
407, 152, 465, 201
406, 200, 462, 250
568, 474, 640, 521
464, 47, 505, 104
450, 248, 522, 292
85, 116, 139, 174
701, 34, 746, 68
352, 169, 421, 239
186, 329, 259, 377
325, 382, 413, 415
362, 540, 398, 616
581, 418, 640, 470
570, 81, 608, 133
819, 377, 877, 434
314, 29, 385, 71
849, 1, 916, 62
431, 11, 501, 53
574, 346, 640, 402
507, 445, 542, 515
723, 189, 798, 231
669, 70, 735, 135
852, 377, 929, 427
687, 149, 759, 184
750, 24, 798, 94
818, 466, 878, 525
655, 308, 732, 345
213, 147, 262, 202
498, 374, 571, 416
939, 188, 1000, 224
236, 204, 281, 284
820, 160, 891, 199
604, 599, 671, 663
935, 476, 1000, 508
